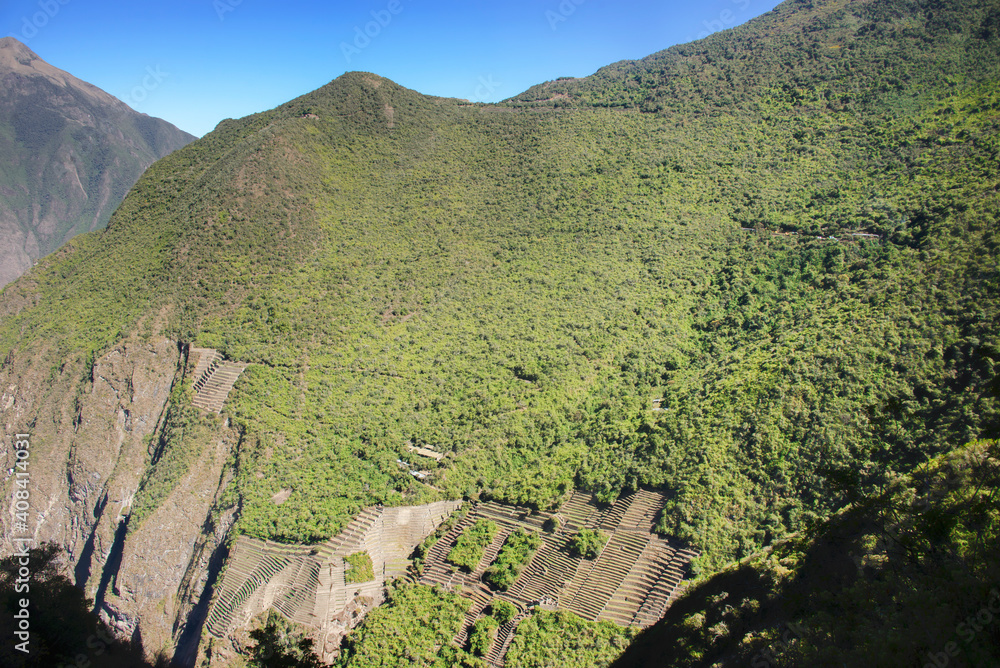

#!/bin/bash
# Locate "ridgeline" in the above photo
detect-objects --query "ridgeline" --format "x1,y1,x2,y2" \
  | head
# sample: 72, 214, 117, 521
0, 0, 997, 664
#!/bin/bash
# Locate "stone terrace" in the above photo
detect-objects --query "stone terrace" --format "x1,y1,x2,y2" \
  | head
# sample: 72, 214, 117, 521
188, 346, 247, 414
417, 489, 697, 667
205, 490, 694, 667
205, 500, 460, 640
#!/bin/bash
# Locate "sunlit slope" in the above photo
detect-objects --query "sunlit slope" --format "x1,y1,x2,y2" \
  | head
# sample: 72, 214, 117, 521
0, 0, 997, 576
613, 441, 1000, 667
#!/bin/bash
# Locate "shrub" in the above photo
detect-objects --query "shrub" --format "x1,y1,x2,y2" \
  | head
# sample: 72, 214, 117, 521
248, 610, 322, 667
490, 599, 518, 625
344, 551, 375, 583
484, 529, 541, 591
504, 610, 636, 668
338, 583, 474, 666
447, 519, 499, 572
468, 616, 499, 656
569, 529, 608, 560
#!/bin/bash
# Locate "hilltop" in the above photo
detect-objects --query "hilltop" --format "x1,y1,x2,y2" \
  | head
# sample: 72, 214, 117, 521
0, 37, 194, 287
0, 0, 997, 664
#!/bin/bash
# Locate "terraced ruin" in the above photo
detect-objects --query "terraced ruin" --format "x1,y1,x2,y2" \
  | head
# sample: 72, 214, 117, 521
204, 490, 693, 666
205, 500, 460, 659
419, 489, 697, 666
188, 346, 246, 413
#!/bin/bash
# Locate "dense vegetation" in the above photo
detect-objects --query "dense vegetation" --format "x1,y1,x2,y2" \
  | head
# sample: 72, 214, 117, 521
505, 610, 636, 668
336, 583, 481, 667
246, 611, 322, 668
0, 0, 998, 662
447, 520, 498, 572
484, 529, 542, 591
468, 616, 499, 657
343, 552, 375, 584
3, 0, 997, 568
613, 440, 1000, 667
568, 528, 608, 560
14, 0, 992, 567
489, 599, 518, 626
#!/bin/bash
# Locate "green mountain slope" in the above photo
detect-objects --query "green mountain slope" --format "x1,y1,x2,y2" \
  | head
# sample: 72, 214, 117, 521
0, 37, 195, 288
0, 0, 998, 661
612, 440, 1000, 667
2, 0, 998, 558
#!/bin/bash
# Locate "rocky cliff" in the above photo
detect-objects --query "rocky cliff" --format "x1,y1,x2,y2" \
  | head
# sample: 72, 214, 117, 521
1, 329, 238, 663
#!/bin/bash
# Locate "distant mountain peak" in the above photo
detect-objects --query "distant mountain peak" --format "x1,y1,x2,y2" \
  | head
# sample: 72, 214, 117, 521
0, 36, 129, 113
0, 38, 195, 287
0, 36, 39, 64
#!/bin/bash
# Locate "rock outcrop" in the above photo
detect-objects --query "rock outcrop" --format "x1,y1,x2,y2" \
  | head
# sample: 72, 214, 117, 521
0, 335, 240, 664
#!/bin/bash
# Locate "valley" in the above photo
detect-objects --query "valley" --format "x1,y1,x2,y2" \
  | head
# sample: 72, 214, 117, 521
1, 0, 998, 665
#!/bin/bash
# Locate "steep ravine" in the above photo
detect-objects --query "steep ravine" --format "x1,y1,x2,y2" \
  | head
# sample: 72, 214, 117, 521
1, 334, 237, 664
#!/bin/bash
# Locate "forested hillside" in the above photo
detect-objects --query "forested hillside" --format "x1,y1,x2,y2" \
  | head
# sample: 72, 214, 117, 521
614, 440, 1000, 667
3, 0, 998, 563
0, 0, 998, 662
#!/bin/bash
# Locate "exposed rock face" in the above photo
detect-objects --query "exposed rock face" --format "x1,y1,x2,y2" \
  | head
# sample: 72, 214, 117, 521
0, 335, 238, 663
1, 336, 177, 554
0, 36, 195, 288
69, 337, 181, 589
102, 414, 236, 662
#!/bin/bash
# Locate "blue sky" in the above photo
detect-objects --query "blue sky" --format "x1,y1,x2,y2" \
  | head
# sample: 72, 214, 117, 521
3, 0, 783, 137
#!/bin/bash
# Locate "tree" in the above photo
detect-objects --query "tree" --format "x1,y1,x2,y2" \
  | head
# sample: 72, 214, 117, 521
490, 599, 518, 625
569, 529, 608, 559
248, 611, 323, 668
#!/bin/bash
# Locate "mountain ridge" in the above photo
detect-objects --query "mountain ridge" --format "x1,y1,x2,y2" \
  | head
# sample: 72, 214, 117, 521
510, 0, 1000, 117
0, 37, 132, 112
0, 36, 195, 288
0, 0, 997, 664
